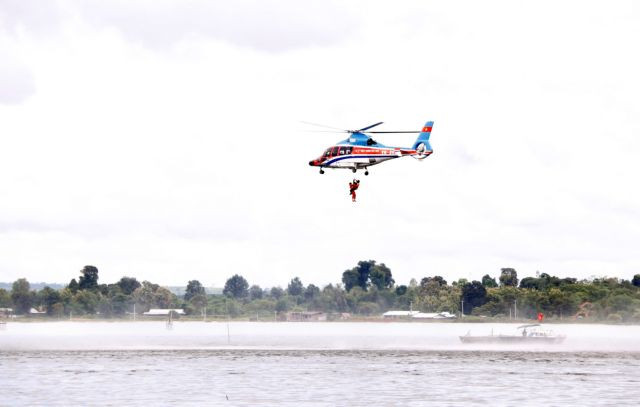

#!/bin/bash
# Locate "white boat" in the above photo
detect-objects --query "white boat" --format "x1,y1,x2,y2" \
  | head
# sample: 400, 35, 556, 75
459, 324, 566, 344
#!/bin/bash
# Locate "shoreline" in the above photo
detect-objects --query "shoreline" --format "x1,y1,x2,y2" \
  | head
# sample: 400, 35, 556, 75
2, 316, 636, 325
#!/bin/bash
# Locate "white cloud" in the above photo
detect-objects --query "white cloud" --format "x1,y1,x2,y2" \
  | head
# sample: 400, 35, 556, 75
0, 53, 35, 104
0, 0, 639, 287
73, 0, 357, 52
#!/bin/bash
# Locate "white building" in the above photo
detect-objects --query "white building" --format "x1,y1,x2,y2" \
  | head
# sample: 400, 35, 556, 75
143, 308, 185, 316
382, 310, 420, 318
412, 312, 457, 319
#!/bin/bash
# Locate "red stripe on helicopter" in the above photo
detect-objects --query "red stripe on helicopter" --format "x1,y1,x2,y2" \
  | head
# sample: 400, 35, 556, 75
351, 147, 394, 155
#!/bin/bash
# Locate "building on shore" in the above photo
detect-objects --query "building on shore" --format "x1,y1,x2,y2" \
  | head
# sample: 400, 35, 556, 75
411, 312, 457, 319
286, 311, 327, 322
382, 310, 456, 320
143, 309, 185, 316
382, 310, 420, 319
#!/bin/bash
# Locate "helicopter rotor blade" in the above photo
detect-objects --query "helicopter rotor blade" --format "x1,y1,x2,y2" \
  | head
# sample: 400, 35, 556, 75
302, 120, 417, 134
300, 121, 347, 131
357, 122, 384, 132
365, 131, 421, 134
303, 130, 346, 133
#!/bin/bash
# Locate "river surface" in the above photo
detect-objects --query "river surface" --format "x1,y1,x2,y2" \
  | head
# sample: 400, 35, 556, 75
1, 322, 639, 406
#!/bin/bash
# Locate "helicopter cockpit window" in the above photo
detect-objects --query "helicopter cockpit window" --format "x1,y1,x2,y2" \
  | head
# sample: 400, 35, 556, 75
331, 146, 339, 156
324, 148, 332, 157
339, 147, 347, 155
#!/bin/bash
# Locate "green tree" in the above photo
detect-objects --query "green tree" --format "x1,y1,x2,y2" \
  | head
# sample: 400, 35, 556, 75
287, 277, 304, 296
275, 298, 290, 312
342, 260, 379, 291
519, 276, 541, 290
499, 268, 518, 287
11, 278, 33, 315
461, 280, 487, 314
78, 265, 99, 291
96, 284, 108, 296
355, 260, 375, 290
110, 293, 130, 316
369, 263, 394, 290
98, 296, 113, 317
320, 284, 348, 312
154, 287, 174, 308
51, 303, 65, 317
341, 269, 360, 292
185, 280, 205, 301
0, 288, 11, 307
38, 286, 62, 315
395, 285, 407, 296
117, 277, 141, 295
270, 286, 284, 299
68, 278, 79, 294
546, 287, 578, 317
356, 301, 380, 315
420, 276, 447, 295
74, 290, 99, 314
632, 274, 640, 287
190, 294, 208, 314
249, 285, 264, 300
223, 274, 249, 299
129, 281, 177, 312
454, 278, 468, 287
133, 281, 160, 310
481, 274, 498, 288
304, 284, 320, 301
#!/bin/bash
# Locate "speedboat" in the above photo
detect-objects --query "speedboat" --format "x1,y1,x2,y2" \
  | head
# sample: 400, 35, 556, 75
459, 324, 566, 344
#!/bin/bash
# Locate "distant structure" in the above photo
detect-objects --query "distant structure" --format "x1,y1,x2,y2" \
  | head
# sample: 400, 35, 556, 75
143, 309, 185, 316
29, 308, 46, 315
382, 310, 456, 320
382, 311, 419, 319
286, 311, 327, 322
574, 302, 593, 319
412, 312, 456, 319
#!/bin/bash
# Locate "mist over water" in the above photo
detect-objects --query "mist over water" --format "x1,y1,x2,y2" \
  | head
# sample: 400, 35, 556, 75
2, 322, 640, 406
1, 321, 639, 352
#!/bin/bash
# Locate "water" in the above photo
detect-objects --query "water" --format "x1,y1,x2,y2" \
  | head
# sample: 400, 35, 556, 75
1, 322, 640, 406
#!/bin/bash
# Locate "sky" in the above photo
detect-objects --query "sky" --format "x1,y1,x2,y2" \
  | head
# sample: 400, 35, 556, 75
1, 0, 639, 288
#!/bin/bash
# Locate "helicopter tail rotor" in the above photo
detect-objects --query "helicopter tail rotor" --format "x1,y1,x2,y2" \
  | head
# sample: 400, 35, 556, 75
411, 121, 434, 149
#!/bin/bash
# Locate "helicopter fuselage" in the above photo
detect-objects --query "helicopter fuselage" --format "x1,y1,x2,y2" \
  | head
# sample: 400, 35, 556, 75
307, 122, 434, 174
308, 144, 425, 171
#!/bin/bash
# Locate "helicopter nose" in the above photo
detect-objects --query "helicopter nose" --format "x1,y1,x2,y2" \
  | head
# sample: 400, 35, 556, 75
309, 160, 315, 166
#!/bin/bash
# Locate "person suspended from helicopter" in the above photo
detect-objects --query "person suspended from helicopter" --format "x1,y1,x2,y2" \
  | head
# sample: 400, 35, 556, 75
349, 179, 360, 202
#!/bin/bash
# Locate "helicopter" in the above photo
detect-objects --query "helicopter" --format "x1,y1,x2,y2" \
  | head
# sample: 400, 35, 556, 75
307, 121, 434, 175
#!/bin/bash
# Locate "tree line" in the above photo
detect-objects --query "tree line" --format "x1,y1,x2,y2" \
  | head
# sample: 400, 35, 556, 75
2, 262, 640, 322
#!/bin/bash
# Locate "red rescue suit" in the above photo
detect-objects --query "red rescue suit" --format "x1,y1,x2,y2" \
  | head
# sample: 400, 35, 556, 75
349, 181, 359, 202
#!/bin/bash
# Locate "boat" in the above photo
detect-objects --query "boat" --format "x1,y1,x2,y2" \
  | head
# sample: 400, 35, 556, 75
459, 324, 566, 344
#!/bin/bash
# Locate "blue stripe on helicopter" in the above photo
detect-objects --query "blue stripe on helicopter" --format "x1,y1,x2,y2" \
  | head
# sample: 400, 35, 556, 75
323, 155, 398, 166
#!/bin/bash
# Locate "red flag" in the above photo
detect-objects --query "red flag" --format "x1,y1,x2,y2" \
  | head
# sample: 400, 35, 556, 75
537, 312, 544, 322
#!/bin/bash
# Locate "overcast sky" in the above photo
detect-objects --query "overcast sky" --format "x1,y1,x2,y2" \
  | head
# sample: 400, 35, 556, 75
1, 0, 639, 288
